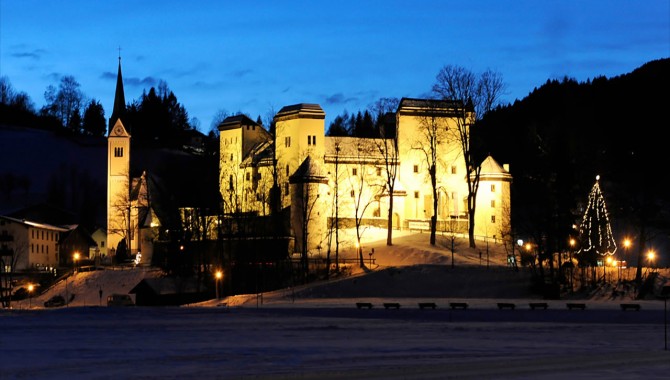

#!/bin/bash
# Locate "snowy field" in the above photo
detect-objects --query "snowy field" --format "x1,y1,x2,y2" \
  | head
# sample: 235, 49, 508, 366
4, 229, 670, 379
2, 305, 670, 379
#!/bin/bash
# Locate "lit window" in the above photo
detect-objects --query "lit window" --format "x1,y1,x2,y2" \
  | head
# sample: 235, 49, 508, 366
451, 165, 457, 174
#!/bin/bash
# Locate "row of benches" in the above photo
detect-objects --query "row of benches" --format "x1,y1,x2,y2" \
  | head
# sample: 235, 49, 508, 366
355, 302, 642, 311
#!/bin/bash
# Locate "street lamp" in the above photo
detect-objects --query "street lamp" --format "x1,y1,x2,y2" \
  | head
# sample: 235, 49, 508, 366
647, 250, 656, 275
73, 252, 80, 273
623, 238, 631, 281
27, 284, 34, 308
215, 270, 223, 300
569, 238, 576, 291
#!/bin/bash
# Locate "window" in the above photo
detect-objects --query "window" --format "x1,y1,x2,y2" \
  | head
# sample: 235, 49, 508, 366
451, 165, 457, 174
114, 147, 124, 157
491, 200, 495, 208
307, 136, 312, 145
414, 191, 419, 199
491, 215, 496, 223
491, 184, 496, 192
376, 167, 382, 176
285, 136, 291, 147
286, 164, 290, 176
413, 165, 419, 173
246, 172, 250, 181
352, 168, 358, 176
230, 153, 233, 161
350, 190, 355, 197
284, 182, 289, 195
101, 241, 105, 248
229, 175, 233, 190
312, 135, 316, 145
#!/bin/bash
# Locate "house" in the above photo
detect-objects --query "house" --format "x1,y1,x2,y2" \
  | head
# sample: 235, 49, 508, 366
0, 215, 67, 272
129, 277, 210, 306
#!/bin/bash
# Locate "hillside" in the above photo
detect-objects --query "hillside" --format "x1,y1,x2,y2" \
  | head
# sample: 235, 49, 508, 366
15, 228, 670, 310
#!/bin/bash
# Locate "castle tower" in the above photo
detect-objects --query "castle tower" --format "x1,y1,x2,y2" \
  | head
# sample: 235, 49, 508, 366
107, 58, 131, 259
474, 156, 512, 241
274, 104, 325, 208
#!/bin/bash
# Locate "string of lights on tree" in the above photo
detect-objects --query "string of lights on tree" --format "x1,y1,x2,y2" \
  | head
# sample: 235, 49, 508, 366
577, 175, 617, 256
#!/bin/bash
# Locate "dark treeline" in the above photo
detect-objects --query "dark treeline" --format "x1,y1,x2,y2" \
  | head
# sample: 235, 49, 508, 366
475, 58, 670, 266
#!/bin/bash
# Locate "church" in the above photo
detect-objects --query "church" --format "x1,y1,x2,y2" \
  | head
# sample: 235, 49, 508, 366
106, 61, 512, 266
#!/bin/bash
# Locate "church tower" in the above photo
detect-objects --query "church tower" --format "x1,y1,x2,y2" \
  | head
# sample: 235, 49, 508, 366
107, 57, 131, 259
108, 55, 126, 134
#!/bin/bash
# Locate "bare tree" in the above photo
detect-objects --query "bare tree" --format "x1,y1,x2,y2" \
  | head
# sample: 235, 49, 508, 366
412, 100, 451, 246
345, 139, 384, 266
108, 170, 131, 262
42, 75, 85, 130
370, 97, 400, 246
432, 65, 505, 248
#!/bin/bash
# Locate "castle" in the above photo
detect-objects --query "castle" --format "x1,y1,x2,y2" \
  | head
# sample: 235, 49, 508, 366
106, 61, 512, 264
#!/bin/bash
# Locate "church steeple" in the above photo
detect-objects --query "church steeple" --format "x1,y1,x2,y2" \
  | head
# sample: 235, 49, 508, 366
108, 54, 126, 134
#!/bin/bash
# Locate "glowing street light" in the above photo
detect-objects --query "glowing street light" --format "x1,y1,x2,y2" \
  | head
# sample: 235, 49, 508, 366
27, 284, 34, 308
73, 252, 80, 273
647, 250, 656, 273
215, 270, 223, 300
623, 238, 631, 280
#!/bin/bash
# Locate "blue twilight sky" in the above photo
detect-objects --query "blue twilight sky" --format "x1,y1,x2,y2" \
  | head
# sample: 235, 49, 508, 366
1, 1, 668, 133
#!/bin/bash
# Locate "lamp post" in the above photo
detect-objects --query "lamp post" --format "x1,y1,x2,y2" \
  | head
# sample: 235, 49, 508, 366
569, 238, 576, 292
647, 250, 656, 277
623, 238, 631, 281
27, 284, 34, 308
215, 270, 223, 300
73, 252, 80, 273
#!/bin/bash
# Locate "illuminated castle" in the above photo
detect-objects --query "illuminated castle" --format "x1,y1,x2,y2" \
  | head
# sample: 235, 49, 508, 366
219, 101, 512, 256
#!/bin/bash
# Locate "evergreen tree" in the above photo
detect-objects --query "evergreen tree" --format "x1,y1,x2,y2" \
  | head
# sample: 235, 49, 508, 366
82, 100, 106, 136
576, 176, 617, 269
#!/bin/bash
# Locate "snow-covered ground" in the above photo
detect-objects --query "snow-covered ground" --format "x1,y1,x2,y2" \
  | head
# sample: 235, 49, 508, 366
4, 228, 670, 379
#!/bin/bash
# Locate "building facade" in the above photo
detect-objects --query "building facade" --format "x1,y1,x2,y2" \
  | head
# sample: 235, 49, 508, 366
219, 100, 512, 256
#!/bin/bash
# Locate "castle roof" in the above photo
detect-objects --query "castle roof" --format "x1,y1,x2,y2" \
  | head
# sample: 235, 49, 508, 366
477, 155, 512, 182
275, 103, 325, 121
289, 156, 329, 184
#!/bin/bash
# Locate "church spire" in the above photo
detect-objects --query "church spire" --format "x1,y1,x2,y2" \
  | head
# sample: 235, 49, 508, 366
109, 52, 127, 133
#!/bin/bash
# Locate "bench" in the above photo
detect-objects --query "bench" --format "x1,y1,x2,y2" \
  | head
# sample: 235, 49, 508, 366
620, 303, 641, 311
383, 302, 401, 309
449, 302, 468, 310
356, 302, 373, 309
418, 302, 437, 310
497, 302, 516, 310
567, 303, 586, 310
529, 302, 548, 310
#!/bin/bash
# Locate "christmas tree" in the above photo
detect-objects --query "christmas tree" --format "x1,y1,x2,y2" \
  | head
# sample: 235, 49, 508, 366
577, 175, 617, 265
